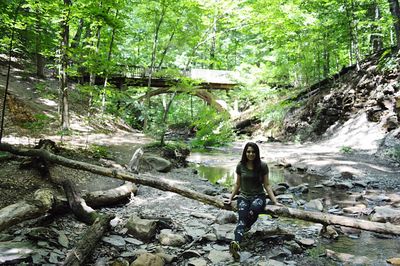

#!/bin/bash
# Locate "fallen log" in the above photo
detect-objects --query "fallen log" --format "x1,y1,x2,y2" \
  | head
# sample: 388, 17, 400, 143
263, 205, 400, 235
63, 213, 114, 266
62, 179, 100, 225
0, 182, 136, 233
84, 181, 136, 208
0, 189, 55, 232
2, 142, 400, 236
61, 179, 115, 266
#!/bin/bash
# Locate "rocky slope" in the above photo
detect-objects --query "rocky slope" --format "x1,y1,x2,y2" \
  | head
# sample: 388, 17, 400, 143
282, 48, 400, 164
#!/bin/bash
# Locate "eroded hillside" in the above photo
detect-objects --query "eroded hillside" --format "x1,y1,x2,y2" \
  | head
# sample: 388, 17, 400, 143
282, 48, 400, 163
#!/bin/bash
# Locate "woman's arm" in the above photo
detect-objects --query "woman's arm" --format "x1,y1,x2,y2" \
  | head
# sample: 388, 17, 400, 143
263, 174, 280, 205
225, 174, 240, 204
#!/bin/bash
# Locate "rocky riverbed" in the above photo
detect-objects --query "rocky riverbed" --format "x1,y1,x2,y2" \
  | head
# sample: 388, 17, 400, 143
1, 130, 400, 265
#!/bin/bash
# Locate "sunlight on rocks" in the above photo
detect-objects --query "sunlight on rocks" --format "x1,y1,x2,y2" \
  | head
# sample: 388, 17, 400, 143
159, 177, 187, 186
37, 98, 57, 107
324, 113, 385, 151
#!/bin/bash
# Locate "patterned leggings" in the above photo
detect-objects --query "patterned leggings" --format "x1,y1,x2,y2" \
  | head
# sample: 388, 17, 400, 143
234, 194, 266, 243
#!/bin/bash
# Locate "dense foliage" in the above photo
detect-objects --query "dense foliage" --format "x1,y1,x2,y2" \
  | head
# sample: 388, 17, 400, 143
1, 0, 399, 146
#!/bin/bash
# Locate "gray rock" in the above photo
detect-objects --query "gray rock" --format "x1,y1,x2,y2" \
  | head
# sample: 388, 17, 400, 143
207, 249, 232, 264
335, 181, 353, 189
125, 215, 158, 242
371, 206, 400, 224
258, 259, 286, 266
267, 246, 292, 260
0, 241, 36, 264
284, 240, 303, 254
272, 184, 288, 195
276, 194, 294, 204
184, 227, 207, 239
142, 154, 172, 173
295, 238, 315, 248
212, 223, 235, 241
326, 249, 371, 265
215, 210, 237, 224
188, 257, 207, 266
289, 183, 309, 194
102, 235, 126, 247
130, 253, 165, 266
157, 229, 187, 246
304, 199, 324, 211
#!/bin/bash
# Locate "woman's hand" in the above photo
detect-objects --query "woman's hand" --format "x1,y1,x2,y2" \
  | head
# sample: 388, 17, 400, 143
273, 201, 284, 207
224, 198, 232, 205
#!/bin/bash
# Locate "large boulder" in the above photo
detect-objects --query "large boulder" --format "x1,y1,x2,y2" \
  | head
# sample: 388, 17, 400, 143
141, 155, 172, 173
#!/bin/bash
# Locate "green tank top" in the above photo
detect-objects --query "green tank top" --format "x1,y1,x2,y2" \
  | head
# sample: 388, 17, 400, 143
236, 161, 269, 197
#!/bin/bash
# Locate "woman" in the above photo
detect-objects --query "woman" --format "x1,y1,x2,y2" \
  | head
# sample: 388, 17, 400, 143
224, 142, 281, 261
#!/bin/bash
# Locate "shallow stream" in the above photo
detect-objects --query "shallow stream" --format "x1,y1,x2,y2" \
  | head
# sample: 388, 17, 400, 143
188, 150, 400, 265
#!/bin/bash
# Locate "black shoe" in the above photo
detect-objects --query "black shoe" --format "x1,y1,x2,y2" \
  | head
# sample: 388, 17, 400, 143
229, 241, 240, 261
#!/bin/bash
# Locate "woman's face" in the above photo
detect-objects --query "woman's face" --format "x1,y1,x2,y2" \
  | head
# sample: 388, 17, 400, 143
246, 146, 256, 161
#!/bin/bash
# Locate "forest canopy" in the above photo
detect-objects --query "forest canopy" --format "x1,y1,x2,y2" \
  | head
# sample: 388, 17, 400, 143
1, 0, 400, 145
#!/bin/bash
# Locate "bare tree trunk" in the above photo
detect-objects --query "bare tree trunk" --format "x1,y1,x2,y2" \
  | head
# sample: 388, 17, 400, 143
101, 10, 119, 113
0, 1, 22, 143
209, 12, 217, 69
160, 93, 176, 145
348, 0, 361, 70
144, 5, 167, 130
369, 1, 383, 52
157, 19, 178, 69
388, 0, 400, 48
89, 25, 102, 86
323, 33, 330, 78
34, 0, 45, 78
71, 18, 84, 49
59, 0, 71, 131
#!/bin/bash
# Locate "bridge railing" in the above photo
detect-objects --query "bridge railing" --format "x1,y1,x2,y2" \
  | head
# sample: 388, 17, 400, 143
115, 65, 238, 85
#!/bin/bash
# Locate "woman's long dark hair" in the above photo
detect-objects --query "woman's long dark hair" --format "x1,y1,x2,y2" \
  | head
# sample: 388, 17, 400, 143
240, 142, 263, 181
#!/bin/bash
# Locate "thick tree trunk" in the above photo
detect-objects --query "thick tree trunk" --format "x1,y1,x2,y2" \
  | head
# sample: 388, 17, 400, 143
1, 143, 400, 236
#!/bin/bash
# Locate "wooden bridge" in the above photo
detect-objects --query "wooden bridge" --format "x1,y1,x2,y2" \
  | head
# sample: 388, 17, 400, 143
94, 66, 239, 90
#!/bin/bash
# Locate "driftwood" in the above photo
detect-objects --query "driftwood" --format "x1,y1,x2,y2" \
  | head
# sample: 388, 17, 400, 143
84, 181, 136, 208
0, 183, 135, 233
61, 179, 115, 266
62, 179, 100, 225
0, 189, 54, 232
63, 213, 114, 266
1, 142, 400, 236
263, 205, 400, 235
